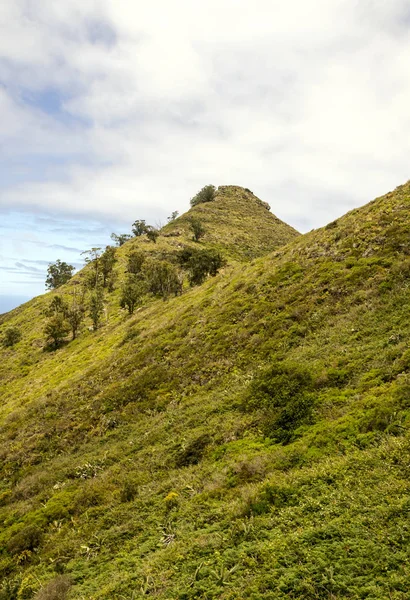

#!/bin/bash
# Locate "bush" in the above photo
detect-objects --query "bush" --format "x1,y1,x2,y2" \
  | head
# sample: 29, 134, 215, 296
145, 260, 182, 299
175, 434, 211, 467
120, 275, 146, 314
127, 250, 145, 275
189, 218, 206, 242
177, 248, 225, 286
146, 226, 159, 243
131, 219, 148, 237
34, 576, 71, 600
244, 362, 316, 443
7, 525, 43, 555
190, 184, 216, 206
2, 327, 22, 347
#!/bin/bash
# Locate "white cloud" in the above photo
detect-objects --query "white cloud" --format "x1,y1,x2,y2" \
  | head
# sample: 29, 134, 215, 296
1, 0, 410, 234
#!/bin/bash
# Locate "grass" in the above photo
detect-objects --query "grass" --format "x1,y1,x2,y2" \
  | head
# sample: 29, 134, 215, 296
0, 183, 410, 598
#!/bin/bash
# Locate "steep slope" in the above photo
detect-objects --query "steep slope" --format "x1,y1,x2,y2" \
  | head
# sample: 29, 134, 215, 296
1, 182, 410, 599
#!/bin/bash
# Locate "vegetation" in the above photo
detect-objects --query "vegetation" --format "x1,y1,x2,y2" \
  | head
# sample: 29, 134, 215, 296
145, 259, 182, 299
146, 226, 159, 243
45, 260, 75, 290
1, 326, 22, 347
189, 217, 206, 242
120, 275, 145, 314
99, 246, 117, 289
190, 184, 216, 206
132, 219, 148, 237
167, 210, 179, 222
8, 183, 408, 599
178, 247, 226, 285
89, 288, 105, 330
110, 233, 133, 246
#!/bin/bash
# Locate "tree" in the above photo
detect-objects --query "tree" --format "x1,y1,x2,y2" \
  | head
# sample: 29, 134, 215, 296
81, 248, 102, 289
45, 295, 67, 317
45, 260, 75, 290
2, 327, 22, 348
127, 250, 145, 275
132, 220, 148, 237
44, 296, 70, 348
190, 185, 216, 207
65, 302, 85, 340
145, 260, 182, 299
89, 288, 105, 331
189, 218, 206, 242
44, 314, 70, 349
146, 226, 159, 244
120, 275, 146, 314
177, 248, 225, 286
110, 233, 133, 246
167, 211, 179, 223
100, 246, 117, 288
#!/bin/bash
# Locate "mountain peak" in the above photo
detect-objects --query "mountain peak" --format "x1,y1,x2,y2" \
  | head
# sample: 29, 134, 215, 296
162, 184, 299, 261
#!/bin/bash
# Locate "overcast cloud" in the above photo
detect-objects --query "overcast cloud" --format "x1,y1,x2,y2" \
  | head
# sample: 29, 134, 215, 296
1, 0, 410, 300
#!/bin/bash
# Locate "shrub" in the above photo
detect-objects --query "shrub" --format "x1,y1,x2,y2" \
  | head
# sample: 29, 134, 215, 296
177, 248, 225, 285
131, 219, 148, 237
34, 576, 71, 600
244, 362, 316, 443
190, 184, 216, 206
175, 434, 211, 467
89, 288, 105, 330
2, 327, 22, 347
146, 226, 159, 243
145, 260, 182, 299
100, 246, 117, 288
7, 525, 43, 555
0, 578, 19, 600
44, 314, 70, 349
120, 275, 146, 314
189, 218, 206, 242
127, 250, 145, 275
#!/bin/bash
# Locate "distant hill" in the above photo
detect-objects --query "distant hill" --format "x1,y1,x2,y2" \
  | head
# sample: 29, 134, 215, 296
1, 183, 410, 599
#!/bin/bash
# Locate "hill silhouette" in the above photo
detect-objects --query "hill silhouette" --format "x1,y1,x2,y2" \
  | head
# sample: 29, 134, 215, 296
1, 183, 410, 599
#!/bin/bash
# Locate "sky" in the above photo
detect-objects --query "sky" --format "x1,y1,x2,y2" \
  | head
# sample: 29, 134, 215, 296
1, 0, 410, 310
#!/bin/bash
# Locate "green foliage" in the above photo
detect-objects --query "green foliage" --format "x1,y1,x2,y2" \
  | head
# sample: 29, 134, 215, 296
7, 525, 43, 555
168, 210, 179, 222
2, 326, 22, 347
45, 260, 75, 290
175, 434, 211, 466
145, 259, 182, 299
4, 184, 410, 599
189, 217, 206, 242
190, 184, 216, 206
44, 313, 70, 349
120, 275, 146, 314
100, 245, 117, 288
89, 287, 105, 330
146, 226, 159, 243
127, 250, 145, 275
81, 247, 102, 289
110, 232, 133, 246
65, 301, 85, 340
244, 362, 316, 442
132, 219, 148, 236
178, 247, 225, 285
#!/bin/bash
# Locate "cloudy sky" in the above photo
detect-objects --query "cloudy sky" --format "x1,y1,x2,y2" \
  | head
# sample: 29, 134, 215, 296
1, 0, 410, 310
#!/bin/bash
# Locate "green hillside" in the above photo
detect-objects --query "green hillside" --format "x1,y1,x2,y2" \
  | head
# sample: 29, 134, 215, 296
1, 182, 410, 599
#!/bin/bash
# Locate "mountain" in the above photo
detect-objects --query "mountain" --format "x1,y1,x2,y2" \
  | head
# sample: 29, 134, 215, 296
1, 183, 410, 599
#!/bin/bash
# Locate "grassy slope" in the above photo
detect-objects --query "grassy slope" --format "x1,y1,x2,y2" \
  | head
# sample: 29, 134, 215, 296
1, 184, 410, 598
